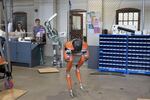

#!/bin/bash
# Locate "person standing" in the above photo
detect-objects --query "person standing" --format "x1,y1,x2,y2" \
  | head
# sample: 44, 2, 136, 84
33, 18, 46, 42
33, 18, 46, 64
15, 23, 26, 38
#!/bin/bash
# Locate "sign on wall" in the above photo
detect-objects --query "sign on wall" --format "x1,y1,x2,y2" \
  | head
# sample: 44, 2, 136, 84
87, 11, 101, 34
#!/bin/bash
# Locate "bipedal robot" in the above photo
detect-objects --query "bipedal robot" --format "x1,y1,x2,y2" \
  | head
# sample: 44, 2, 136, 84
64, 38, 89, 97
44, 13, 62, 67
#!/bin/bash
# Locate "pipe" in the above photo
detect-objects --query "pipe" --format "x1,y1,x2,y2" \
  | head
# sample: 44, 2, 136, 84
142, 0, 145, 35
102, 0, 104, 31
67, 0, 71, 40
3, 0, 12, 72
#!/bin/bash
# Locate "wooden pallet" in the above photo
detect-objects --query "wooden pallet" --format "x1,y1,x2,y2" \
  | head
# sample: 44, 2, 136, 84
137, 98, 150, 100
38, 67, 59, 73
0, 89, 27, 100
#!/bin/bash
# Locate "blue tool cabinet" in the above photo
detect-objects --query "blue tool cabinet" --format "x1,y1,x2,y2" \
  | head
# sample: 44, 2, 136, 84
99, 34, 150, 75
9, 41, 41, 67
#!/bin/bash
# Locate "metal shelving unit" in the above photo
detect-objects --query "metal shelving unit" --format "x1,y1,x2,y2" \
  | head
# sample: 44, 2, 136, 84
99, 34, 150, 75
127, 35, 150, 75
99, 35, 128, 74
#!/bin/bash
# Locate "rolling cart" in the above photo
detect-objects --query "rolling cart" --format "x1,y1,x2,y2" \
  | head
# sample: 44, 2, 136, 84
0, 37, 13, 89
0, 0, 14, 90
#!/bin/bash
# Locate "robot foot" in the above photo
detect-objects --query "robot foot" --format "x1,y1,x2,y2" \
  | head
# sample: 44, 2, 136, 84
69, 90, 74, 98
80, 84, 88, 93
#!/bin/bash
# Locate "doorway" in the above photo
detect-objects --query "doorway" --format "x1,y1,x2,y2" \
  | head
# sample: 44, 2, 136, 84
70, 9, 87, 41
13, 12, 27, 32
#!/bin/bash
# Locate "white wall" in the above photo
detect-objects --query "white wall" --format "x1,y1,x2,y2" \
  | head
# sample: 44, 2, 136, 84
13, 0, 56, 32
1, 0, 150, 56
103, 0, 150, 32
11, 0, 150, 34
56, 0, 88, 38
56, 0, 68, 46
0, 2, 2, 26
13, 0, 57, 57
144, 0, 150, 32
57, 0, 68, 34
56, 0, 101, 46
13, 1, 34, 32
70, 0, 88, 10
79, 0, 150, 46
56, 0, 102, 46
33, 0, 57, 56
87, 0, 102, 46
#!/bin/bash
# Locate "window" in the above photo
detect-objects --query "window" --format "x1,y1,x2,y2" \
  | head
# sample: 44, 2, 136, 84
116, 8, 140, 30
72, 16, 82, 30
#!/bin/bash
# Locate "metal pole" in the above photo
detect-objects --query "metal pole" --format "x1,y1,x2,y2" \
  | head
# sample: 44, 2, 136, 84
102, 0, 104, 31
67, 0, 71, 40
7, 0, 13, 23
3, 0, 12, 72
142, 0, 145, 35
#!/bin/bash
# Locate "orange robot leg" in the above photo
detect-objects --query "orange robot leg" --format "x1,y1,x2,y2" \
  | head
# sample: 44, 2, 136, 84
66, 56, 74, 96
75, 55, 85, 89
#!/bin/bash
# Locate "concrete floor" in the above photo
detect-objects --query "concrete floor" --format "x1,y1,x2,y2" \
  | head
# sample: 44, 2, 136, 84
0, 66, 150, 100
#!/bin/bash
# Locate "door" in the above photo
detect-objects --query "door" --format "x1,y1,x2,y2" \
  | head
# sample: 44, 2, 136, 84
13, 12, 27, 32
70, 14, 83, 40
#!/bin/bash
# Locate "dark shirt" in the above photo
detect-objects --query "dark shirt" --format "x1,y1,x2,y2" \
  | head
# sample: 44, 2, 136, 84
33, 25, 46, 43
33, 25, 46, 37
